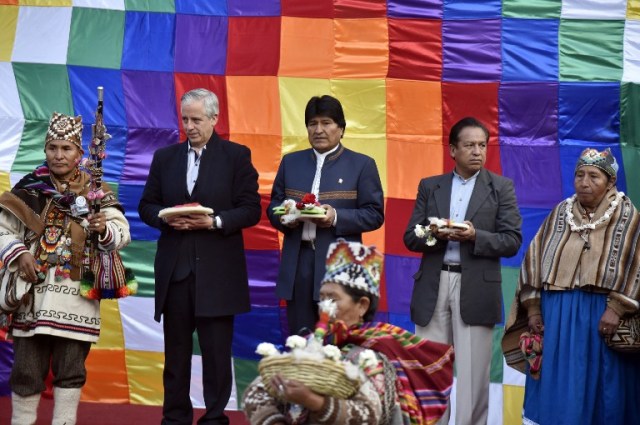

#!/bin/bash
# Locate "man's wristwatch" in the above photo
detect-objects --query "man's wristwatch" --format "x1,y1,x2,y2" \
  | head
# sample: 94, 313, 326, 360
209, 214, 216, 230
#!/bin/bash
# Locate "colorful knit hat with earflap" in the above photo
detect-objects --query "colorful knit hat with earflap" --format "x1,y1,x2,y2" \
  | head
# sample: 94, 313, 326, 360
320, 239, 382, 298
45, 112, 83, 150
575, 147, 618, 179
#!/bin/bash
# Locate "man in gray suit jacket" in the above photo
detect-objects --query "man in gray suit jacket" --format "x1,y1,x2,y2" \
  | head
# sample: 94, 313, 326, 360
403, 117, 522, 425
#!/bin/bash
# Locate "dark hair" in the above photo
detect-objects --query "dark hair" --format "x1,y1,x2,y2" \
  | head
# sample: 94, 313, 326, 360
341, 284, 379, 322
304, 95, 346, 131
449, 117, 489, 146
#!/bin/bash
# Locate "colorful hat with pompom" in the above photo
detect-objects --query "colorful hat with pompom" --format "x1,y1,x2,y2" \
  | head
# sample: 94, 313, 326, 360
320, 239, 382, 298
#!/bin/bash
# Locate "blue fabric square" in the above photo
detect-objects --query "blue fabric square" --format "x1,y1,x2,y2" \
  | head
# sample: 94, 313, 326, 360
122, 12, 175, 72
228, 0, 280, 16
175, 0, 227, 16
68, 66, 126, 127
558, 82, 620, 145
501, 207, 551, 268
234, 307, 283, 360
443, 0, 501, 19
118, 183, 159, 241
502, 19, 559, 81
174, 14, 228, 74
385, 254, 420, 314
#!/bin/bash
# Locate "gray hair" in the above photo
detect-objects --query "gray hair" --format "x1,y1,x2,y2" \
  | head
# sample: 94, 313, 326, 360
181, 88, 219, 118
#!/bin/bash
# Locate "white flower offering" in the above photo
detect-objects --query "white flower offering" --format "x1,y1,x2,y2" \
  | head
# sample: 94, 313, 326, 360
358, 349, 378, 369
322, 344, 342, 362
285, 335, 307, 350
256, 342, 280, 357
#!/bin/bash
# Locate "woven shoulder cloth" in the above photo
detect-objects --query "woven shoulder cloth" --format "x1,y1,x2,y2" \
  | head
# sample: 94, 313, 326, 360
605, 313, 640, 353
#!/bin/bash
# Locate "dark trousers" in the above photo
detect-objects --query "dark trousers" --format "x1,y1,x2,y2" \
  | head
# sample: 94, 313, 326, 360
162, 274, 235, 425
10, 335, 91, 396
286, 244, 319, 336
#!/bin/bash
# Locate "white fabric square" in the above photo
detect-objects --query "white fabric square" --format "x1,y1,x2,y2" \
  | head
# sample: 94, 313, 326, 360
9, 172, 25, 189
502, 358, 527, 386
0, 62, 24, 119
445, 380, 504, 424
561, 0, 627, 19
623, 20, 640, 83
189, 357, 238, 410
118, 296, 164, 352
11, 6, 72, 65
72, 0, 125, 10
0, 117, 24, 172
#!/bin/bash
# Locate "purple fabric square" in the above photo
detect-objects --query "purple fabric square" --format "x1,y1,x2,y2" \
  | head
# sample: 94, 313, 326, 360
175, 14, 228, 74
384, 254, 421, 314
246, 249, 281, 307
387, 0, 442, 18
499, 82, 558, 146
0, 341, 13, 397
122, 71, 178, 129
500, 144, 563, 209
121, 127, 179, 184
228, 0, 280, 16
443, 19, 501, 81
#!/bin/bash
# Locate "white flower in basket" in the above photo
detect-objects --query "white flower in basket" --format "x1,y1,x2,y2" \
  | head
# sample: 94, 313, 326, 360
255, 299, 363, 399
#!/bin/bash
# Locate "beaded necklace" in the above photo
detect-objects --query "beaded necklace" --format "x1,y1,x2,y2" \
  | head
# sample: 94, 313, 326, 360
564, 191, 623, 249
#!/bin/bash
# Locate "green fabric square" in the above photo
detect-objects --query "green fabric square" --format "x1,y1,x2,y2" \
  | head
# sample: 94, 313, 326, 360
621, 83, 640, 148
67, 8, 124, 69
119, 239, 156, 298
502, 0, 561, 18
490, 327, 504, 383
10, 119, 47, 175
621, 147, 640, 206
13, 63, 73, 121
559, 19, 624, 81
233, 357, 259, 408
125, 0, 175, 13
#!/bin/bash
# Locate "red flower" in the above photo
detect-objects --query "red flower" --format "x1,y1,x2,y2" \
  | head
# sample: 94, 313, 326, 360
296, 193, 318, 209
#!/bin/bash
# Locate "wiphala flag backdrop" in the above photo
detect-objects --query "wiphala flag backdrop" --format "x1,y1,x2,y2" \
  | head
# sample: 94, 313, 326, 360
0, 1, 639, 424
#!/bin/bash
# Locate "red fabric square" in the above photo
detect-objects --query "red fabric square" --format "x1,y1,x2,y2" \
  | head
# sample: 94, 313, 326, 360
388, 18, 442, 81
335, 0, 387, 18
385, 198, 421, 257
442, 82, 502, 175
226, 17, 281, 76
281, 0, 334, 18
243, 195, 281, 251
173, 73, 229, 140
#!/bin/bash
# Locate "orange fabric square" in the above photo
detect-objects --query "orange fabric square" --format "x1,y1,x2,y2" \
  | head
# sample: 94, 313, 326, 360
388, 18, 442, 81
83, 349, 129, 403
226, 76, 282, 136
227, 17, 281, 76
174, 73, 229, 139
279, 17, 333, 78
0, 0, 18, 4
387, 79, 442, 136
230, 133, 282, 194
334, 18, 389, 78
442, 82, 501, 174
387, 136, 444, 199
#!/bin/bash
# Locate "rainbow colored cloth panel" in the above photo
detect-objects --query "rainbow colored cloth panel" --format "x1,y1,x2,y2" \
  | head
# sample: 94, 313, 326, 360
0, 1, 639, 424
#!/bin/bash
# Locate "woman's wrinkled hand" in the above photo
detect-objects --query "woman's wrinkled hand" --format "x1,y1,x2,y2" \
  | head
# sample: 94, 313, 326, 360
599, 307, 620, 337
528, 314, 544, 335
16, 252, 38, 283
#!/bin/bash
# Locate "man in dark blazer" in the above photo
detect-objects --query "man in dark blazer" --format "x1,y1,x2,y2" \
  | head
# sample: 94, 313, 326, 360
138, 88, 261, 425
403, 117, 522, 425
267, 95, 384, 336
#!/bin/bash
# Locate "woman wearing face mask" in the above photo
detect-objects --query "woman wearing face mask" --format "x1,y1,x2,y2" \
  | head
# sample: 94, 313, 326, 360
244, 240, 454, 425
0, 112, 131, 425
503, 148, 640, 425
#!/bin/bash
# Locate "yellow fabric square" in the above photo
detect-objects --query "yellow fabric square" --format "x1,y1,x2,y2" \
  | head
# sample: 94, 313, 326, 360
19, 0, 71, 5
227, 76, 282, 137
629, 0, 640, 19
126, 350, 165, 405
231, 133, 282, 194
341, 135, 386, 193
0, 171, 10, 193
279, 17, 333, 78
503, 384, 525, 425
279, 77, 331, 138
334, 18, 389, 78
333, 79, 386, 136
387, 136, 444, 200
0, 5, 18, 61
281, 135, 310, 156
94, 299, 124, 349
387, 79, 442, 137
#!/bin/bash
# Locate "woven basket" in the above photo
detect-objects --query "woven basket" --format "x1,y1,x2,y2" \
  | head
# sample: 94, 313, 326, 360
258, 355, 360, 399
